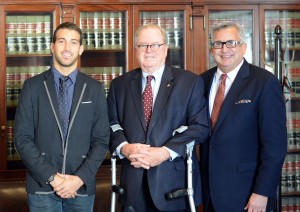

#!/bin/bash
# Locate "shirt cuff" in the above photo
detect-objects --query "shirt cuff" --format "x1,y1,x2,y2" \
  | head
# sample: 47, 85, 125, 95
115, 141, 128, 159
163, 146, 179, 161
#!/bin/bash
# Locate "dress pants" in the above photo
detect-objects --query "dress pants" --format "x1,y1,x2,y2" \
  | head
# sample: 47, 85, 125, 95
122, 170, 195, 212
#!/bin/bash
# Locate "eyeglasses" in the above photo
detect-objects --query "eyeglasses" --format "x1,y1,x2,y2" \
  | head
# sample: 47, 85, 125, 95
136, 43, 164, 52
211, 40, 243, 49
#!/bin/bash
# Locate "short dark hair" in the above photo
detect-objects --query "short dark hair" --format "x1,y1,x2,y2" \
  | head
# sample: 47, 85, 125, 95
52, 22, 83, 45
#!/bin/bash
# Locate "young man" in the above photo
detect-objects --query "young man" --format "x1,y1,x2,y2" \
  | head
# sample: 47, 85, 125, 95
14, 22, 109, 212
107, 23, 209, 211
200, 21, 287, 212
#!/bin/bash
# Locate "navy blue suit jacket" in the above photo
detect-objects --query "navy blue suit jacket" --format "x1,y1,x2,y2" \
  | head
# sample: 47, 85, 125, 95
107, 65, 209, 211
200, 60, 287, 211
15, 69, 110, 195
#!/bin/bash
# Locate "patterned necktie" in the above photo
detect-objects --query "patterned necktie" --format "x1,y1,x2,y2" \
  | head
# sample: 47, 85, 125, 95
58, 76, 70, 138
211, 73, 227, 130
143, 75, 154, 129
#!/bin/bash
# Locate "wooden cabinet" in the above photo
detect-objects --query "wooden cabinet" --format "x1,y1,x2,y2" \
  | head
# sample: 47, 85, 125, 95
75, 5, 132, 95
0, 4, 60, 171
133, 5, 193, 70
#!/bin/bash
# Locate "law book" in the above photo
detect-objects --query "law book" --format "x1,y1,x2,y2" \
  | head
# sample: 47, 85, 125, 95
110, 12, 122, 50
16, 16, 27, 54
6, 120, 16, 160
102, 12, 111, 50
80, 12, 88, 49
6, 16, 18, 55
94, 12, 103, 50
26, 16, 37, 54
35, 15, 46, 54
86, 12, 95, 50
44, 15, 52, 54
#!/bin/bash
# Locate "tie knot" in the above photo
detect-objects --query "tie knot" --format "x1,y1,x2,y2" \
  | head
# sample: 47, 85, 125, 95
146, 75, 154, 83
220, 74, 227, 81
60, 76, 69, 83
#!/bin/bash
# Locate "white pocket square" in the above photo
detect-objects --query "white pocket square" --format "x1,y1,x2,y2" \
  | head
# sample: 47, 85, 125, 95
81, 101, 92, 104
235, 99, 252, 104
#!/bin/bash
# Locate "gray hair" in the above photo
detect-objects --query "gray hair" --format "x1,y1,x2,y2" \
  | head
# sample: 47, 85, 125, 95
210, 21, 246, 43
133, 23, 168, 46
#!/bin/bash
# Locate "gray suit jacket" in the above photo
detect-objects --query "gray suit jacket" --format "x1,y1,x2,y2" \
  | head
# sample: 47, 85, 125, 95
15, 68, 110, 195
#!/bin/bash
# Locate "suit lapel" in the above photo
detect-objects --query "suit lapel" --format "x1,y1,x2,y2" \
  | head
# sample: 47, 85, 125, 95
147, 66, 174, 136
43, 70, 60, 115
70, 72, 85, 119
213, 61, 250, 133
130, 70, 146, 131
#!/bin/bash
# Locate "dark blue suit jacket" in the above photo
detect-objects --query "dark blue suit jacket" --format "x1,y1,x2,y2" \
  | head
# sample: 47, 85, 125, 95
200, 60, 287, 211
15, 69, 110, 196
107, 65, 209, 211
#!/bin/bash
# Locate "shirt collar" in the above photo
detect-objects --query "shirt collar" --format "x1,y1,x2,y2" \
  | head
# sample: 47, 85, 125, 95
52, 67, 78, 84
215, 59, 244, 83
142, 64, 165, 81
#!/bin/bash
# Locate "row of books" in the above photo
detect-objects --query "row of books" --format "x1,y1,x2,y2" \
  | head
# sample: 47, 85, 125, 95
80, 12, 184, 49
265, 36, 300, 48
6, 120, 20, 161
287, 129, 300, 151
282, 154, 300, 193
80, 12, 125, 50
140, 12, 184, 49
82, 31, 126, 50
282, 197, 300, 212
139, 11, 184, 30
6, 65, 123, 106
6, 66, 49, 107
265, 11, 300, 29
209, 18, 253, 29
80, 66, 124, 95
6, 15, 52, 55
265, 12, 300, 50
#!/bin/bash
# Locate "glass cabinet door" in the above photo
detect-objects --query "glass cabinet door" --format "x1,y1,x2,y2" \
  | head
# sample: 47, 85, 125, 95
261, 6, 300, 210
134, 5, 192, 71
207, 6, 258, 69
77, 5, 130, 96
2, 6, 59, 170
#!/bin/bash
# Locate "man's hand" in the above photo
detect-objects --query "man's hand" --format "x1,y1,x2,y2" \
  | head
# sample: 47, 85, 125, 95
121, 143, 150, 161
244, 193, 268, 212
53, 173, 84, 199
49, 173, 64, 188
129, 147, 170, 169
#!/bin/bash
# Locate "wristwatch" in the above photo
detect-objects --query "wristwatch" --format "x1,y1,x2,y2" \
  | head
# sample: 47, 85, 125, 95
47, 174, 56, 184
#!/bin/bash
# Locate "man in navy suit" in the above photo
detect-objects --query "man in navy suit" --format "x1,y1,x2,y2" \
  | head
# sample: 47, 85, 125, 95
14, 22, 109, 211
200, 21, 287, 212
107, 24, 209, 211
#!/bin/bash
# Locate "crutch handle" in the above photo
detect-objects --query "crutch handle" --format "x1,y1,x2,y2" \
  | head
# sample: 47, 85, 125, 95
167, 189, 188, 200
111, 185, 124, 195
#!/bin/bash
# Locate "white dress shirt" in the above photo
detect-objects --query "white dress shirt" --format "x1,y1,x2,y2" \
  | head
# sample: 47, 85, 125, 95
209, 60, 244, 116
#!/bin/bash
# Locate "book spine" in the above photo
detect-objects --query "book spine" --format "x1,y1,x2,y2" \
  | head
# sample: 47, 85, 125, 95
6, 16, 18, 55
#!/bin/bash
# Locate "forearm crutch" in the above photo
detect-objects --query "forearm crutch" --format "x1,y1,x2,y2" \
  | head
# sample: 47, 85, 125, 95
167, 141, 196, 212
110, 154, 124, 212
